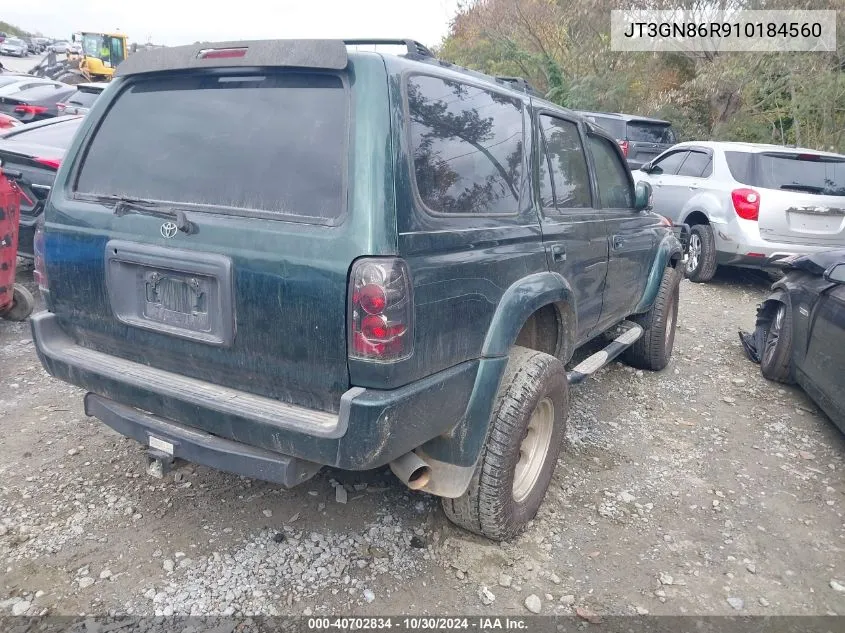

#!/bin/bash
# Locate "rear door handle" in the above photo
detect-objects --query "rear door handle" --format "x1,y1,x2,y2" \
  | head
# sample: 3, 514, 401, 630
612, 235, 625, 249
551, 244, 566, 262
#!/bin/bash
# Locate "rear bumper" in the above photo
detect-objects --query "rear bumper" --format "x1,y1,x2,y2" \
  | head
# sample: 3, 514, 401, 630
85, 393, 323, 487
715, 218, 836, 270
31, 311, 479, 472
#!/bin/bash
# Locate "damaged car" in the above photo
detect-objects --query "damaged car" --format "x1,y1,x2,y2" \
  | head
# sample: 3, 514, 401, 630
740, 250, 845, 433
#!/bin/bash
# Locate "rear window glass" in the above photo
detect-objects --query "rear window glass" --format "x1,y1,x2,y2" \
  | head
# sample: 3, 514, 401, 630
758, 153, 845, 196
627, 122, 675, 144
75, 72, 347, 221
407, 75, 525, 215
587, 116, 625, 139
66, 89, 100, 108
5, 118, 81, 147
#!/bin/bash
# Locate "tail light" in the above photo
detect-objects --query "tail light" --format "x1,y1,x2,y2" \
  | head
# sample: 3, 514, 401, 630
731, 188, 760, 221
14, 105, 48, 116
34, 157, 61, 170
618, 140, 629, 157
33, 219, 48, 293
349, 258, 413, 362
197, 47, 247, 59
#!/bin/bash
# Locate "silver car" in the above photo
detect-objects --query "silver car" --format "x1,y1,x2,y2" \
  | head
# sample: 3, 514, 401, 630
1, 38, 28, 58
57, 82, 107, 115
634, 141, 845, 282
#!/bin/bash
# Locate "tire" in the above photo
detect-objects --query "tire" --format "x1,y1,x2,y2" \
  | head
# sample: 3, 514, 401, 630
760, 302, 794, 383
442, 346, 568, 541
1, 285, 35, 322
622, 266, 681, 371
685, 224, 718, 283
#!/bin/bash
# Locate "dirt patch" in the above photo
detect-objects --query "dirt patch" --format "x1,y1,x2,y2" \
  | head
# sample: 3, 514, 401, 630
1, 266, 844, 616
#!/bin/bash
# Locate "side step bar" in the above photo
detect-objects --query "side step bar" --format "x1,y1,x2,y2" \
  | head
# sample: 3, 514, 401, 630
567, 321, 643, 385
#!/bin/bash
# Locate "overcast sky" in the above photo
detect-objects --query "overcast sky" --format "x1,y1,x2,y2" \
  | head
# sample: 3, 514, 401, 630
4, 0, 463, 47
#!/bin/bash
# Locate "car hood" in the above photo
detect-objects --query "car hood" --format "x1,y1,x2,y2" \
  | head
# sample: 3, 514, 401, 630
781, 249, 845, 276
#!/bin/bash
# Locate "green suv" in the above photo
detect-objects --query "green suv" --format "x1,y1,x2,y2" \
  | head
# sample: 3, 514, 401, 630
31, 39, 683, 540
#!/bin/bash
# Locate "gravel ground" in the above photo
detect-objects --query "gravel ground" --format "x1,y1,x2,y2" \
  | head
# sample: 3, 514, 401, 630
1, 264, 844, 617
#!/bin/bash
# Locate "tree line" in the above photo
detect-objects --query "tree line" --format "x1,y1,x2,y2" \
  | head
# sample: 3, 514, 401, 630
437, 0, 845, 152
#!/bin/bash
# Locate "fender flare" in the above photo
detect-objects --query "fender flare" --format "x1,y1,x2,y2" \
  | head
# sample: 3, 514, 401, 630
633, 233, 683, 314
481, 271, 577, 358
415, 272, 577, 497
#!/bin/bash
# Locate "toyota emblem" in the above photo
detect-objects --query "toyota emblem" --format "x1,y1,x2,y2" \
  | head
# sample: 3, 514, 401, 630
160, 222, 178, 239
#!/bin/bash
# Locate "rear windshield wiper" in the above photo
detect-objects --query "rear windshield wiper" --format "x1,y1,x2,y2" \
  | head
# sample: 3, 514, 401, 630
96, 195, 197, 234
779, 184, 825, 194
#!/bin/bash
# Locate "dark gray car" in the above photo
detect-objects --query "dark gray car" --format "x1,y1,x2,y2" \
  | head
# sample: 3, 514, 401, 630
0, 83, 76, 123
577, 111, 677, 170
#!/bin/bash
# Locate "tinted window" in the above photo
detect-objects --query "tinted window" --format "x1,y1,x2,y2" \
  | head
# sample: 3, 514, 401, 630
677, 151, 711, 177
757, 153, 845, 196
588, 116, 625, 139
725, 151, 753, 183
539, 115, 591, 210
67, 89, 100, 107
588, 135, 633, 208
408, 75, 524, 215
5, 118, 82, 147
76, 73, 347, 220
651, 150, 687, 175
627, 122, 675, 144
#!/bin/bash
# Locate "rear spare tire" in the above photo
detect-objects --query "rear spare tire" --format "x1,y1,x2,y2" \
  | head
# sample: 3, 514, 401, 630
442, 346, 568, 541
1, 285, 35, 322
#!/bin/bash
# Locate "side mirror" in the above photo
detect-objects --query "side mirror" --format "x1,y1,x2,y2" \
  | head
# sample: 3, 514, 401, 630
634, 181, 653, 211
824, 262, 845, 284
639, 162, 652, 173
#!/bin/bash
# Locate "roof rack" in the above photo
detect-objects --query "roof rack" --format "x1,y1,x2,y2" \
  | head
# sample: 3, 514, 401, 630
343, 39, 434, 59
494, 76, 539, 96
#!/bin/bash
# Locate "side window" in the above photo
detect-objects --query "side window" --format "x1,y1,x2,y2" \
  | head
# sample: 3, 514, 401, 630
407, 75, 525, 215
650, 150, 688, 175
677, 151, 712, 178
538, 115, 591, 211
588, 135, 634, 209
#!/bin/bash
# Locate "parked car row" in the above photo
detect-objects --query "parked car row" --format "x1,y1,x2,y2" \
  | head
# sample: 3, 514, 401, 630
584, 108, 844, 285
0, 75, 105, 256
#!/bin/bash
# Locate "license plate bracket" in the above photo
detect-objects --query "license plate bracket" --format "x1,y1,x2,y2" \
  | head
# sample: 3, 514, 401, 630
106, 240, 235, 347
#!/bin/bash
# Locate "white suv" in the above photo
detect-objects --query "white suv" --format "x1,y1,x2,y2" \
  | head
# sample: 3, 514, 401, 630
634, 141, 845, 282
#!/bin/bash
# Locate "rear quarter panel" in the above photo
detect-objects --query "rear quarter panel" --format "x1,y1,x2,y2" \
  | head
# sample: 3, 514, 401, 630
351, 60, 547, 389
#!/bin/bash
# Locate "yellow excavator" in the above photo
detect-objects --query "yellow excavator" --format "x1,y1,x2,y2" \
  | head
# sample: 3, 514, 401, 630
29, 31, 129, 84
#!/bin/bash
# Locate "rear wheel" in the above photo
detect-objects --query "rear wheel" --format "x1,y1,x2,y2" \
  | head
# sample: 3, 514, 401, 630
442, 346, 568, 541
760, 302, 794, 383
686, 224, 718, 283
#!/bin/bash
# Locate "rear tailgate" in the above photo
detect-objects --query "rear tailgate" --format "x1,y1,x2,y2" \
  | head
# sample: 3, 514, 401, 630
626, 121, 675, 165
754, 152, 845, 246
44, 50, 394, 415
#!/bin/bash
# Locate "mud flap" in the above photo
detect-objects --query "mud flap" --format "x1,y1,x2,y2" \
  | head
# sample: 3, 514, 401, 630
738, 291, 787, 364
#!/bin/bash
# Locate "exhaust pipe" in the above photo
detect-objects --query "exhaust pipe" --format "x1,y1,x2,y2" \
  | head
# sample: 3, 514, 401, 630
390, 451, 431, 491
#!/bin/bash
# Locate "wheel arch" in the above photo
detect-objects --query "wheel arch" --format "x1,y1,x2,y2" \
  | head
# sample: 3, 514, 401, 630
415, 272, 577, 498
683, 209, 710, 226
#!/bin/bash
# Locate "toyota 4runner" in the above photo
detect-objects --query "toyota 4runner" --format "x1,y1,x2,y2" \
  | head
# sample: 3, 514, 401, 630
31, 39, 683, 540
